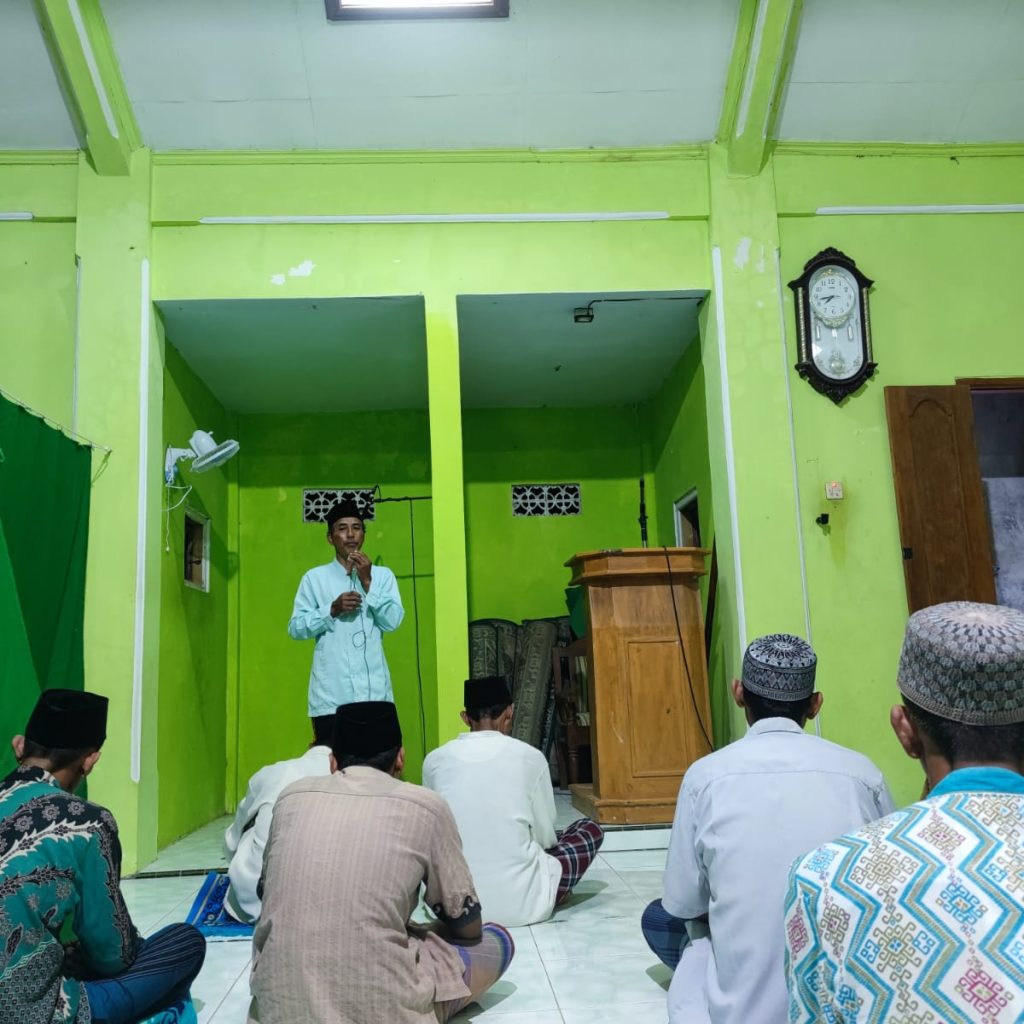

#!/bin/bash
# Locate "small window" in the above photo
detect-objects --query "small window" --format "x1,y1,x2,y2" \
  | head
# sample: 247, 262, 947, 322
674, 490, 700, 548
326, 0, 508, 20
184, 511, 210, 592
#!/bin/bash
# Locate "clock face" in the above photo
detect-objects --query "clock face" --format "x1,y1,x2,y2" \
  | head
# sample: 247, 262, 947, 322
808, 266, 857, 326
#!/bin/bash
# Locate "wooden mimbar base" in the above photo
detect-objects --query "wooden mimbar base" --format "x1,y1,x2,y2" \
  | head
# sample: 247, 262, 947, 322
570, 783, 677, 826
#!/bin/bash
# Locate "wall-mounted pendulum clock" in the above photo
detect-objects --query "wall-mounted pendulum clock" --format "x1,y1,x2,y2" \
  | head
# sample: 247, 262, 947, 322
788, 248, 876, 404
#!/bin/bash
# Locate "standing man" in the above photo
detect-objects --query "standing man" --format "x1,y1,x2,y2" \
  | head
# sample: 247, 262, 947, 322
645, 635, 894, 1024
786, 602, 1024, 1024
0, 689, 206, 1024
288, 499, 404, 728
423, 676, 604, 926
249, 701, 514, 1024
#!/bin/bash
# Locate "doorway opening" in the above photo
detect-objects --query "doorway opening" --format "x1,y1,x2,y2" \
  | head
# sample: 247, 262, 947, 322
674, 489, 701, 547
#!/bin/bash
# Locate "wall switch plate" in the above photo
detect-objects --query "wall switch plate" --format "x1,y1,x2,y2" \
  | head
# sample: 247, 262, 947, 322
825, 481, 844, 500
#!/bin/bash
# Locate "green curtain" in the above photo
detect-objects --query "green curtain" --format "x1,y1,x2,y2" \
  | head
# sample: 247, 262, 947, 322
0, 394, 92, 775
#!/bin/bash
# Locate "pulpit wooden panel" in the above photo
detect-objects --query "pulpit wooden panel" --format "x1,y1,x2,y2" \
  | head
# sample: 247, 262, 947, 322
566, 548, 712, 825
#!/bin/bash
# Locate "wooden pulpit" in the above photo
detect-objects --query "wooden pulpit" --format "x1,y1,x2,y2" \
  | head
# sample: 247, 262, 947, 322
566, 548, 712, 825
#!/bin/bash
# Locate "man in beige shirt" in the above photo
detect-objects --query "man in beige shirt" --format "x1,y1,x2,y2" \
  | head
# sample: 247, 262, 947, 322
248, 701, 514, 1024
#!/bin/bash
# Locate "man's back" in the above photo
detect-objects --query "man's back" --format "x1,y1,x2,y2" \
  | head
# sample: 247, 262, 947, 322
423, 731, 560, 926
786, 766, 1024, 1024
666, 719, 893, 1024
0, 766, 141, 1024
249, 766, 477, 1024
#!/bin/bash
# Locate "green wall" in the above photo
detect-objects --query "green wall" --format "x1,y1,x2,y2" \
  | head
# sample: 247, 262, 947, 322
158, 343, 230, 846
0, 221, 77, 424
235, 410, 436, 792
463, 406, 649, 624
773, 160, 1024, 805
7, 143, 1024, 856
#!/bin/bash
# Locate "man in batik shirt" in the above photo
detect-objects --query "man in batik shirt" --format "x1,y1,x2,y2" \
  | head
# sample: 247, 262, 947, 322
0, 689, 206, 1024
786, 602, 1024, 1024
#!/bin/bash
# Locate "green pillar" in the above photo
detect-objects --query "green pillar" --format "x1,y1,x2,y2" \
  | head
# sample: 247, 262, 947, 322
703, 144, 808, 704
424, 295, 469, 748
74, 149, 162, 872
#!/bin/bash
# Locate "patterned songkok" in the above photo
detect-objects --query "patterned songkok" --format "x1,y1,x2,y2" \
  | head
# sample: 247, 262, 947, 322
897, 601, 1024, 725
742, 634, 817, 701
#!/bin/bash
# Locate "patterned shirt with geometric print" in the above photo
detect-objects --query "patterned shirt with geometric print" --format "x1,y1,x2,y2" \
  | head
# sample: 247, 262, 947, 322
785, 766, 1024, 1024
0, 766, 142, 1024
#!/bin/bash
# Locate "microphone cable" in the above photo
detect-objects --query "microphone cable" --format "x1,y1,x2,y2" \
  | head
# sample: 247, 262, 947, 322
663, 546, 715, 752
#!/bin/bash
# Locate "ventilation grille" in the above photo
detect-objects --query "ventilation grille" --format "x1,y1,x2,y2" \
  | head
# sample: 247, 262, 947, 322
512, 484, 581, 517
303, 488, 376, 523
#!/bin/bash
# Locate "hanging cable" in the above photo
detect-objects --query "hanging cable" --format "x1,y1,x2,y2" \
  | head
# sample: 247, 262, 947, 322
373, 486, 432, 757
663, 546, 715, 752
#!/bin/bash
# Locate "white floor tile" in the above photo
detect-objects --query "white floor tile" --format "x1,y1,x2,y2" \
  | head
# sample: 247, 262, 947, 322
531, 912, 651, 961
601, 829, 670, 853
205, 973, 252, 1023
192, 942, 251, 1023
139, 816, 232, 874
469, 955, 560, 1015
454, 1011, 564, 1023
602, 850, 668, 872
561, 1004, 666, 1023
545, 954, 672, 1010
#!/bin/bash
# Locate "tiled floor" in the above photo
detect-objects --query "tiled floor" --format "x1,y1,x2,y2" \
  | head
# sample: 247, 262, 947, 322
124, 795, 672, 1023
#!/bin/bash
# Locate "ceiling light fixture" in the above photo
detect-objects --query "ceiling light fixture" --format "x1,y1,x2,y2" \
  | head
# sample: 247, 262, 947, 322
326, 0, 508, 20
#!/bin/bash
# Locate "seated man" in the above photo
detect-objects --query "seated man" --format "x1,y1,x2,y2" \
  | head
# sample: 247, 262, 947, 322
645, 635, 894, 1024
250, 700, 514, 1024
422, 676, 604, 927
0, 689, 206, 1024
223, 717, 333, 922
786, 602, 1024, 1023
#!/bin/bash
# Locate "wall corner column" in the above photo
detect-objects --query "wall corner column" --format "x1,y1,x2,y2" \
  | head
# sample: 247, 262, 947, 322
74, 148, 161, 873
424, 294, 468, 750
704, 143, 808, 668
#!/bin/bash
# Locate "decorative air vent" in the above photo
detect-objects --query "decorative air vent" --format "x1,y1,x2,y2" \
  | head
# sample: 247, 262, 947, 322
303, 488, 376, 523
512, 484, 581, 517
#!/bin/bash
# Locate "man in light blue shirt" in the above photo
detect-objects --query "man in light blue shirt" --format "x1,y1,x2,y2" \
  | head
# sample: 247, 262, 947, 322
288, 500, 404, 726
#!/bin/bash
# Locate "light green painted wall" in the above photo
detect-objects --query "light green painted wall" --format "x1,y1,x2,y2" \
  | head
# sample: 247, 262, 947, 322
463, 406, 648, 625
148, 150, 713, 759
8, 144, 1022, 853
235, 411, 436, 792
0, 220, 76, 423
158, 343, 230, 846
771, 152, 1024, 806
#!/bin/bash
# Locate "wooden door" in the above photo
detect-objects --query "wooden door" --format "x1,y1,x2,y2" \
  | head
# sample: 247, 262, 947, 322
885, 385, 996, 611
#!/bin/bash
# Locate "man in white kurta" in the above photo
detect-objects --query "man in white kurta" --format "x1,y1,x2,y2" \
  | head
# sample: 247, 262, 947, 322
223, 720, 333, 922
288, 500, 404, 722
423, 676, 603, 927
645, 634, 894, 1024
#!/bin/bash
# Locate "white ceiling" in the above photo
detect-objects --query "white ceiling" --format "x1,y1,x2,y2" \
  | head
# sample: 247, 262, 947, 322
457, 291, 704, 408
0, 0, 1021, 152
101, 0, 739, 150
158, 297, 428, 413
0, 3, 77, 149
779, 0, 1024, 142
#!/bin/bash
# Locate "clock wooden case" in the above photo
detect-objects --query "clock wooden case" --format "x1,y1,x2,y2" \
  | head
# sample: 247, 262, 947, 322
788, 248, 876, 404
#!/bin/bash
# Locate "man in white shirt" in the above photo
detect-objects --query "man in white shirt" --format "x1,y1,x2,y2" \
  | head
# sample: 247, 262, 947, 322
288, 500, 404, 729
645, 634, 894, 1024
423, 676, 604, 927
223, 718, 334, 922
